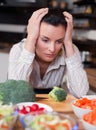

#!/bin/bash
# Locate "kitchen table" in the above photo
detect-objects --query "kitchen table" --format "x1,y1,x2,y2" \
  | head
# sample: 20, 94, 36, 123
13, 94, 84, 130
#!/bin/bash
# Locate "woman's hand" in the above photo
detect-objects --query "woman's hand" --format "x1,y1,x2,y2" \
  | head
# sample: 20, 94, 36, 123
25, 8, 48, 53
63, 11, 75, 58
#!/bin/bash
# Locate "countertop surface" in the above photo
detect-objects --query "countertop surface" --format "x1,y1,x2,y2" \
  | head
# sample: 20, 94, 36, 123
13, 94, 84, 130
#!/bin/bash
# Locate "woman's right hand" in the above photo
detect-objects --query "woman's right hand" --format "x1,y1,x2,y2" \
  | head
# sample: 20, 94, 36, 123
25, 8, 48, 53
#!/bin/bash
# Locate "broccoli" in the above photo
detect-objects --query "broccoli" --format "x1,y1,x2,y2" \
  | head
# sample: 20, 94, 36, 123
49, 86, 67, 102
0, 80, 36, 104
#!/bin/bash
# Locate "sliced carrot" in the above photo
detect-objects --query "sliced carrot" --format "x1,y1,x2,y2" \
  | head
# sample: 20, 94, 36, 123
1, 124, 9, 129
62, 122, 70, 130
83, 109, 96, 126
74, 98, 96, 110
39, 121, 59, 130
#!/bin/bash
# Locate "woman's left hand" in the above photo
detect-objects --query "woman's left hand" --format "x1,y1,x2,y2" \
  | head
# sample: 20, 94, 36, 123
63, 11, 74, 57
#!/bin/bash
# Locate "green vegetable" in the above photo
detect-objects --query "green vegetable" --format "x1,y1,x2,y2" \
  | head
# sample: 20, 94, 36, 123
0, 102, 14, 116
49, 86, 67, 102
30, 114, 58, 130
0, 80, 36, 104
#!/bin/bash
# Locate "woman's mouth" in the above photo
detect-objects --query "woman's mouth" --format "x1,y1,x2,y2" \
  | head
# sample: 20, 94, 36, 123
45, 54, 55, 58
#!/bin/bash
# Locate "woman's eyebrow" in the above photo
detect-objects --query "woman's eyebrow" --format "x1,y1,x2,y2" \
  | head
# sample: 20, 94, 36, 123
56, 37, 64, 41
40, 35, 64, 41
40, 35, 49, 39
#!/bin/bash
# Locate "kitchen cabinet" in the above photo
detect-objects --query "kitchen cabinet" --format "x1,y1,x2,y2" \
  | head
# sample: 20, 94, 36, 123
73, 0, 96, 29
0, 1, 48, 43
72, 0, 96, 68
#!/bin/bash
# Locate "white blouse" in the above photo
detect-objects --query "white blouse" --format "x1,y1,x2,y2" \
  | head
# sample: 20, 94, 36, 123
8, 39, 89, 98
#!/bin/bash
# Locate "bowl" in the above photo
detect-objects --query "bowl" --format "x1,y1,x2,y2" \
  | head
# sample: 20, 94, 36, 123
21, 111, 79, 130
16, 102, 53, 118
0, 102, 18, 130
0, 113, 18, 130
71, 95, 96, 118
71, 100, 91, 118
82, 119, 96, 130
81, 109, 96, 130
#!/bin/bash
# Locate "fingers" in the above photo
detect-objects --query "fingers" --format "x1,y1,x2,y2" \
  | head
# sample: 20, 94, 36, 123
26, 8, 49, 48
29, 8, 48, 23
63, 11, 73, 25
37, 8, 49, 21
33, 8, 48, 18
62, 11, 73, 45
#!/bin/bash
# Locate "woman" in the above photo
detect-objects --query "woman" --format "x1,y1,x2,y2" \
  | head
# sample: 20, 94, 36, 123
8, 8, 89, 97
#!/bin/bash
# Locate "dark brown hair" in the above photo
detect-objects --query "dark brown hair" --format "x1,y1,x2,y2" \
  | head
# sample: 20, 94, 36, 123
41, 9, 67, 29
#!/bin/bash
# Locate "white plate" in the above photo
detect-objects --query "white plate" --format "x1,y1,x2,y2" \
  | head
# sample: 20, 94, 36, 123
16, 102, 53, 113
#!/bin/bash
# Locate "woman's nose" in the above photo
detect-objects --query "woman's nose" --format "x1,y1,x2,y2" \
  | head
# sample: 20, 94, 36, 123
48, 42, 55, 52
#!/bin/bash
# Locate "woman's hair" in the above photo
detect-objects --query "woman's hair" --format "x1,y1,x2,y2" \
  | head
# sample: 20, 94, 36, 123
41, 9, 67, 29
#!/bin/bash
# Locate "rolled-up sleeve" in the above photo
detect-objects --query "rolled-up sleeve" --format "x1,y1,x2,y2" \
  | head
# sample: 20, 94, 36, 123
65, 45, 89, 98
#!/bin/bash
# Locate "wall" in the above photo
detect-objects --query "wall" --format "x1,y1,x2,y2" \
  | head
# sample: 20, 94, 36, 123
0, 52, 9, 82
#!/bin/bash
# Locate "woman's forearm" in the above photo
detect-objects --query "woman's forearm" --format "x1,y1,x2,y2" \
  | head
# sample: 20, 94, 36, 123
65, 45, 89, 98
8, 45, 35, 81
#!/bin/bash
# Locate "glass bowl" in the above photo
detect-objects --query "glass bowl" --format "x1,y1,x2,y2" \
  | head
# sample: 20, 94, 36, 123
21, 111, 79, 130
0, 113, 18, 130
0, 102, 18, 130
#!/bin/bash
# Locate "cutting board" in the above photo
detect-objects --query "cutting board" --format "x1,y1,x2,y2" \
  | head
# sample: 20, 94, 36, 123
36, 94, 76, 112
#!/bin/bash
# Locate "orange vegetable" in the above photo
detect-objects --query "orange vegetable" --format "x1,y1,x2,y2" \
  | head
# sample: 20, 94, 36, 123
74, 98, 96, 110
39, 121, 59, 130
62, 122, 70, 130
83, 109, 96, 126
39, 120, 71, 130
1, 124, 9, 129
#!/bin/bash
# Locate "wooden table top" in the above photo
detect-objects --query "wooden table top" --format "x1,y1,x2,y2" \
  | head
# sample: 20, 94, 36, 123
85, 68, 96, 91
85, 68, 96, 77
13, 94, 84, 130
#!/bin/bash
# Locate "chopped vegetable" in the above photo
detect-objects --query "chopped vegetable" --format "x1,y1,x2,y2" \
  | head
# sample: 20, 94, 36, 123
49, 86, 67, 101
26, 114, 72, 130
0, 102, 14, 116
74, 98, 96, 110
0, 102, 16, 130
0, 80, 36, 104
83, 109, 96, 126
18, 103, 45, 115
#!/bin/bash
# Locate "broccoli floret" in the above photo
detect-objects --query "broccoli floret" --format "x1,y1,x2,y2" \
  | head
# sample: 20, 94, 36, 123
49, 86, 67, 101
0, 80, 36, 104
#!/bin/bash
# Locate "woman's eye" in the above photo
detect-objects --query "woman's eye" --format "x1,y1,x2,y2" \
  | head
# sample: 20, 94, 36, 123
56, 40, 63, 44
42, 38, 49, 42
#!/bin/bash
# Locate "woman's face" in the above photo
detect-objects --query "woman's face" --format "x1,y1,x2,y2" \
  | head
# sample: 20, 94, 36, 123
35, 22, 66, 63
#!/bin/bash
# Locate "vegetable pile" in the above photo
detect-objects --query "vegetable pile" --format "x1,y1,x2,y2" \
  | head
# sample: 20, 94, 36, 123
0, 102, 14, 116
25, 113, 72, 130
0, 102, 16, 130
49, 86, 67, 101
0, 80, 36, 104
18, 103, 45, 115
83, 109, 96, 126
74, 97, 96, 110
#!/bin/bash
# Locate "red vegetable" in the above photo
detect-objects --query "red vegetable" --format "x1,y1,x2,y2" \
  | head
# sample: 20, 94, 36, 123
31, 104, 39, 111
18, 103, 45, 115
38, 107, 45, 111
